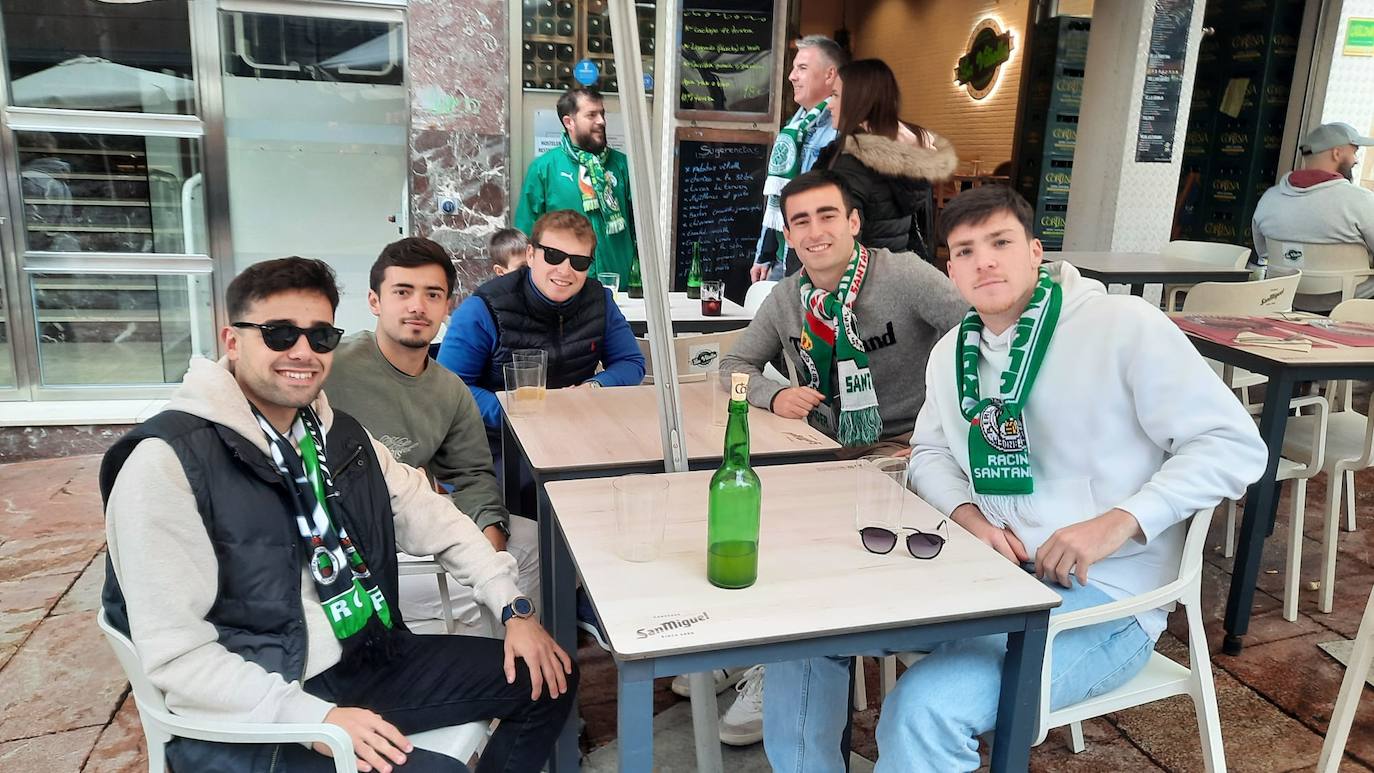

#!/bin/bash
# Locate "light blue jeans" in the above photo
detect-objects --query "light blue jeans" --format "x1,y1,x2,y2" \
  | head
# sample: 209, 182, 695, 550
762, 582, 1155, 773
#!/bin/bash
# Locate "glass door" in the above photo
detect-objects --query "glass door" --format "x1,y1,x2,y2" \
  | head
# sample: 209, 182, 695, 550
217, 1, 408, 338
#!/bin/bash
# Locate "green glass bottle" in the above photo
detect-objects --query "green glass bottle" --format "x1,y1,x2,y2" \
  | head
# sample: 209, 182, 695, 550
627, 256, 644, 299
686, 242, 703, 299
707, 373, 762, 589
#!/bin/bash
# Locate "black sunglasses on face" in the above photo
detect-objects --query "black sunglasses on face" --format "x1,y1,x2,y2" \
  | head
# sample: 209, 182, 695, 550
858, 520, 948, 560
536, 242, 595, 272
232, 322, 344, 353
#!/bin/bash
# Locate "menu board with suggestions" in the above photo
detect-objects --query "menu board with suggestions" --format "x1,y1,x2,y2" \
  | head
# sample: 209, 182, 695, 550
1136, 0, 1194, 163
672, 129, 771, 301
678, 0, 776, 119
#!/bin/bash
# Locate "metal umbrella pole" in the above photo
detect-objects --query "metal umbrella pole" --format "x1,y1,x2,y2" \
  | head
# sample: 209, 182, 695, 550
607, 1, 726, 771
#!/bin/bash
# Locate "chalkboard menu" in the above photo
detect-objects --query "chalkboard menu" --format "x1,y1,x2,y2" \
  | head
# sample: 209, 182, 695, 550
672, 129, 771, 303
1135, 0, 1194, 162
678, 0, 777, 120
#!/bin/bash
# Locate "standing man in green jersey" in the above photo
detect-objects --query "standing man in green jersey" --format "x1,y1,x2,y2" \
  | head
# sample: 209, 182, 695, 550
515, 86, 637, 286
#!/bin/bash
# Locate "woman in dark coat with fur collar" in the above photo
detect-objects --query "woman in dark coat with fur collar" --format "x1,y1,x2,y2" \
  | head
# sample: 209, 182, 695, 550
819, 58, 959, 263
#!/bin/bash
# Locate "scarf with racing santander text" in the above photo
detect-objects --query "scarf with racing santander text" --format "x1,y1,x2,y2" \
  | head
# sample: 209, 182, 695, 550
561, 133, 627, 235
253, 405, 395, 662
956, 267, 1061, 495
798, 243, 881, 447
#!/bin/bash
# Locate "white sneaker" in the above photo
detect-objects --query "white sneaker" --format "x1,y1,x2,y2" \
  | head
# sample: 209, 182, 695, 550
669, 668, 742, 698
719, 665, 764, 746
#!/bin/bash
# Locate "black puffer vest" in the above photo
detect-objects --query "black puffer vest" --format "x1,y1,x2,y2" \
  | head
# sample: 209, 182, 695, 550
99, 409, 404, 773
473, 267, 607, 392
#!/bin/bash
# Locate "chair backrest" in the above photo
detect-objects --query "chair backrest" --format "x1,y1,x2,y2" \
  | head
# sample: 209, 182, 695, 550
98, 608, 171, 713
1265, 238, 1372, 296
743, 280, 778, 314
636, 330, 744, 383
1161, 240, 1251, 269
1178, 507, 1215, 588
1332, 298, 1374, 324
1180, 271, 1300, 314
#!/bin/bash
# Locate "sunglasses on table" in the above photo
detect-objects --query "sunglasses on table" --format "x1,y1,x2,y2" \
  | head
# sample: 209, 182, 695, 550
536, 242, 595, 272
858, 520, 948, 560
232, 322, 345, 353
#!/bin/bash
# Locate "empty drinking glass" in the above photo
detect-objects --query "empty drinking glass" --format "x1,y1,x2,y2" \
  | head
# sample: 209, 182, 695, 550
597, 272, 621, 300
614, 475, 671, 562
854, 456, 909, 535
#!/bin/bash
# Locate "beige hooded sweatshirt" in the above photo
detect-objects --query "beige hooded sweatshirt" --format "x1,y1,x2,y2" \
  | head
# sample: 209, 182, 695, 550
105, 358, 520, 727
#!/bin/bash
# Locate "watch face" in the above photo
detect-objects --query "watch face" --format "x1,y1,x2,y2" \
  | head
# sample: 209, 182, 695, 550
513, 597, 535, 617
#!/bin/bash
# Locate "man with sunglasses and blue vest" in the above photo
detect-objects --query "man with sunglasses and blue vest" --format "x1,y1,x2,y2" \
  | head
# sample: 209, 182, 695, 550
102, 256, 576, 773
438, 209, 645, 434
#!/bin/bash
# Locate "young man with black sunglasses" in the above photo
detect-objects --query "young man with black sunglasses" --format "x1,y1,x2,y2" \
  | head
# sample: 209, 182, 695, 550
102, 256, 577, 773
437, 209, 645, 435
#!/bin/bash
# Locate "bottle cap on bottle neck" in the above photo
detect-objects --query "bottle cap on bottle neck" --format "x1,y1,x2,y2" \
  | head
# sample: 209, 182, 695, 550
730, 372, 749, 401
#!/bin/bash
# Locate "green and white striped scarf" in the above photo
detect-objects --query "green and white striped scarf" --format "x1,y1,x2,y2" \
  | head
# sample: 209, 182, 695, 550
798, 243, 881, 447
956, 268, 1062, 495
561, 133, 626, 235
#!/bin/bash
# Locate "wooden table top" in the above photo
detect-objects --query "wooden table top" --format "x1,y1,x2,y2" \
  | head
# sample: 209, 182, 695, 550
1172, 312, 1374, 367
1048, 251, 1249, 279
545, 460, 1062, 658
501, 381, 839, 472
615, 292, 751, 325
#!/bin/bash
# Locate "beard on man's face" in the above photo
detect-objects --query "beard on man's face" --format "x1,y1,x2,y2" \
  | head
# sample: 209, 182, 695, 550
576, 127, 607, 153
1341, 160, 1357, 182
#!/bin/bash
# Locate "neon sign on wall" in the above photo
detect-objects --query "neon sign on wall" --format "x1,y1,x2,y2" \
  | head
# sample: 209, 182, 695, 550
956, 18, 1015, 100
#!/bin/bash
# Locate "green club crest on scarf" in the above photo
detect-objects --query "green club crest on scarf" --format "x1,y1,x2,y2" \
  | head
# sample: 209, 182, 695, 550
561, 133, 626, 235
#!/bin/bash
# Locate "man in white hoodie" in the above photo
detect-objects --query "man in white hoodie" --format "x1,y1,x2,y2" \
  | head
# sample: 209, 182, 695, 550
760, 186, 1267, 772
1252, 121, 1374, 311
102, 257, 575, 773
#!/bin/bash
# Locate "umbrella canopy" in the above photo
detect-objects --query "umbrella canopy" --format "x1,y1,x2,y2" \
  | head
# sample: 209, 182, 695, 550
10, 56, 194, 111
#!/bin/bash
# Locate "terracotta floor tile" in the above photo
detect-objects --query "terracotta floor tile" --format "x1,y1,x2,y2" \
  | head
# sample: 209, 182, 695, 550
84, 696, 146, 773
0, 572, 76, 614
0, 608, 45, 671
1028, 718, 1163, 772
1116, 635, 1326, 772
0, 532, 106, 584
1171, 561, 1324, 654
52, 554, 104, 617
0, 612, 125, 743
1218, 631, 1374, 768
0, 727, 101, 773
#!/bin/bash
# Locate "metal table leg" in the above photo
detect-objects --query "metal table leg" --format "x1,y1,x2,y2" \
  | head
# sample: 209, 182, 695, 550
990, 610, 1049, 772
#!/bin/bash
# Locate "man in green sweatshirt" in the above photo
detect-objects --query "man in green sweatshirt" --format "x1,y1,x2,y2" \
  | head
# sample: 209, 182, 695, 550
327, 237, 540, 635
515, 86, 637, 286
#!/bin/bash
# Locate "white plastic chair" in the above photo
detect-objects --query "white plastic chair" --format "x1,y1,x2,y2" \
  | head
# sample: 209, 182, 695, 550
743, 280, 778, 314
1266, 239, 1374, 311
97, 609, 489, 773
1162, 240, 1253, 311
1281, 299, 1374, 614
1318, 584, 1374, 771
398, 558, 469, 635
1034, 508, 1225, 769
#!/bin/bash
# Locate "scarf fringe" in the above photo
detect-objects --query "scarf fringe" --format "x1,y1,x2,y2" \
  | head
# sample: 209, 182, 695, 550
839, 405, 883, 447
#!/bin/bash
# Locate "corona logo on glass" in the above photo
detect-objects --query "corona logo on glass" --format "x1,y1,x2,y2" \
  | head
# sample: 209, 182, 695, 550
1040, 215, 1066, 229
1044, 172, 1072, 186
1212, 180, 1241, 193
955, 18, 1014, 100
1204, 222, 1237, 239
1052, 127, 1076, 141
1055, 79, 1082, 96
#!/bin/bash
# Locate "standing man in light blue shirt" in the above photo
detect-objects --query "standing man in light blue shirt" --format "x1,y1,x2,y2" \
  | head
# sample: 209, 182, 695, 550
751, 35, 848, 283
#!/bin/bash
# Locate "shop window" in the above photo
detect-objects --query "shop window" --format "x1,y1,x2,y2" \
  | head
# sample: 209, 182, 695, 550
14, 132, 205, 255
223, 12, 403, 87
0, 288, 12, 389
521, 0, 656, 93
1, 0, 194, 114
29, 272, 214, 386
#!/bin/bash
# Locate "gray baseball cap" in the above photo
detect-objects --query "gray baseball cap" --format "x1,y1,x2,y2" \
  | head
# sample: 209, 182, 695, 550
1300, 122, 1374, 154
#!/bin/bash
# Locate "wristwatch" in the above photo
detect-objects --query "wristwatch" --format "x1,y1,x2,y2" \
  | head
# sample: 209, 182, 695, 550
501, 595, 536, 625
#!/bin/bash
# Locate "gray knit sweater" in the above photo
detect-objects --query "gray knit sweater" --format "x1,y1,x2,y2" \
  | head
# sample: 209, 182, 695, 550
719, 247, 967, 440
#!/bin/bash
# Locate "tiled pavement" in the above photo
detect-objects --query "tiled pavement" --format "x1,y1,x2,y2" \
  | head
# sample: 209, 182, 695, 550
5, 455, 1374, 771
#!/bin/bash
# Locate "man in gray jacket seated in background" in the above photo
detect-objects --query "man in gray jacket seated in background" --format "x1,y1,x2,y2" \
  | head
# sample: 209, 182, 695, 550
704, 170, 966, 747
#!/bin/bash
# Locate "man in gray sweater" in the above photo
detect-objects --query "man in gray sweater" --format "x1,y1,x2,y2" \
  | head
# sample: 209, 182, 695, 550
708, 170, 966, 747
328, 238, 539, 635
721, 169, 967, 456
1252, 122, 1374, 311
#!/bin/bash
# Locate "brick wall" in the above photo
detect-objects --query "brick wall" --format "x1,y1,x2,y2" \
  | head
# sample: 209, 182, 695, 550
846, 0, 1032, 171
